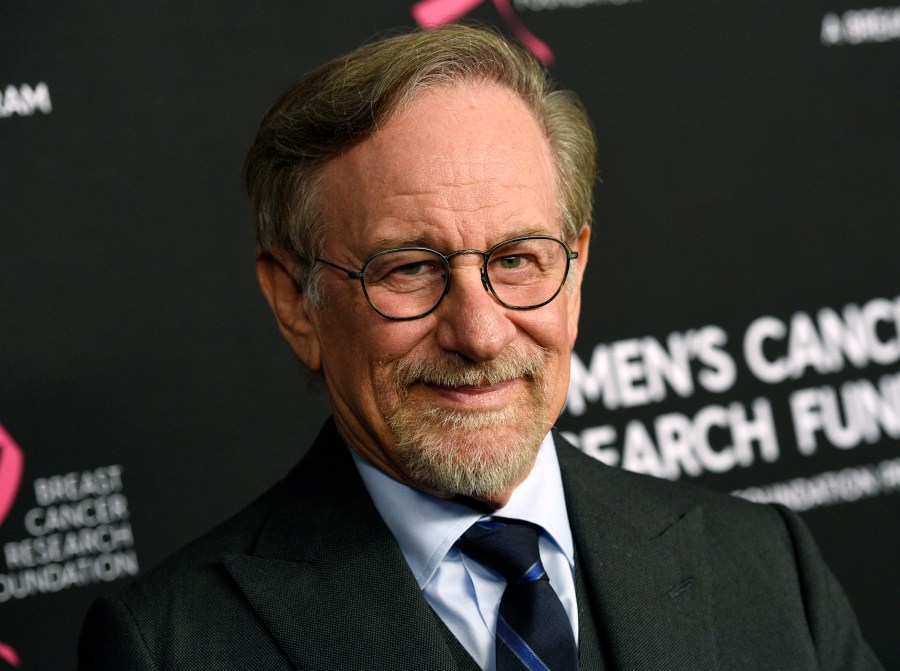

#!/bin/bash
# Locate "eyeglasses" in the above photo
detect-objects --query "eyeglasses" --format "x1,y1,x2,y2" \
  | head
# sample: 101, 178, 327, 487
315, 235, 578, 321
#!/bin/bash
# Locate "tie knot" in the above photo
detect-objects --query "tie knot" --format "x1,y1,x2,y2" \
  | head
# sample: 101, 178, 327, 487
457, 520, 546, 586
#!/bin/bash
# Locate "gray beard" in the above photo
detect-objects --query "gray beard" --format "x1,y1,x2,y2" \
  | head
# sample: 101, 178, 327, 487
383, 349, 550, 499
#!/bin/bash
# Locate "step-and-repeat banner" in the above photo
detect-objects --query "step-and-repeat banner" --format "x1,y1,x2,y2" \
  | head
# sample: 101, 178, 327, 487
2, 2, 898, 668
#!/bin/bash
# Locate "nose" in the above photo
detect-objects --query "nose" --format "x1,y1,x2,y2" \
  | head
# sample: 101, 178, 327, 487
433, 259, 517, 362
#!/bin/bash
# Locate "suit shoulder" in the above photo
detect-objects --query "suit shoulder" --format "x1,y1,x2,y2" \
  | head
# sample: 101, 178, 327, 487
78, 478, 292, 669
555, 437, 790, 538
101, 476, 281, 613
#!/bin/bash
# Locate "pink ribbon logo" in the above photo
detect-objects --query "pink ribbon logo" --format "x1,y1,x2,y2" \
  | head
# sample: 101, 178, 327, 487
411, 0, 555, 64
0, 424, 24, 527
0, 644, 19, 669
0, 423, 24, 668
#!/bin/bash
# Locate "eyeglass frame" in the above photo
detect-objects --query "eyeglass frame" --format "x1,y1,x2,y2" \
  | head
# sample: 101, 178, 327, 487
314, 234, 579, 321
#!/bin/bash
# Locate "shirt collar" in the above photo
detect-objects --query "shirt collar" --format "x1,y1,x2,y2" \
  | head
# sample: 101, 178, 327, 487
350, 432, 574, 588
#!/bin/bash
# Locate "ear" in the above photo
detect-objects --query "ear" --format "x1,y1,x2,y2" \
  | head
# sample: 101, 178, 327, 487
255, 248, 322, 372
567, 225, 591, 348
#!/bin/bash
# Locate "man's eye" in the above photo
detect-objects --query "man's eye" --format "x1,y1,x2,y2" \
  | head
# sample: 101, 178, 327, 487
394, 262, 430, 276
497, 255, 525, 269
381, 260, 444, 283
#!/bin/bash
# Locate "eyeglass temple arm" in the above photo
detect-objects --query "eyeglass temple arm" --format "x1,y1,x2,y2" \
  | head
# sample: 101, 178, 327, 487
316, 257, 364, 280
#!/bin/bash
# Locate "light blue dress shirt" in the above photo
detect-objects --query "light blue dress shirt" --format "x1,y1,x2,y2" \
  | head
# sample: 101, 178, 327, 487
350, 433, 578, 671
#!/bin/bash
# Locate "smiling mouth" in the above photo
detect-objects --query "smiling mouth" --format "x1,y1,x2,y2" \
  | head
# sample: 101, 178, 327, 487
424, 377, 517, 391
419, 378, 521, 409
392, 349, 547, 406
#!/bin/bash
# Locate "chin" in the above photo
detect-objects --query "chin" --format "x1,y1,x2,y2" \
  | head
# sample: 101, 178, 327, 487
390, 405, 545, 500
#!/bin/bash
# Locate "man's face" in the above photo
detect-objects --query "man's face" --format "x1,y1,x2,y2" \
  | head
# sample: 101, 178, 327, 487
286, 83, 587, 508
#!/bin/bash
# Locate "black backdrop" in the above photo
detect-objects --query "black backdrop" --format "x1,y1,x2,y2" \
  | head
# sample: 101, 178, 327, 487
2, 2, 898, 668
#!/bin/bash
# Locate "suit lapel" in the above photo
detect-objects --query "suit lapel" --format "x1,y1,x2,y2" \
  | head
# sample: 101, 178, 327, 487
221, 423, 720, 670
574, 552, 608, 671
555, 433, 721, 671
223, 421, 463, 671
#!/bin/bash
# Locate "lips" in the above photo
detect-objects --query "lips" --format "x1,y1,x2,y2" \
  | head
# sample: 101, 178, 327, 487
429, 380, 514, 392
421, 377, 520, 409
389, 348, 548, 413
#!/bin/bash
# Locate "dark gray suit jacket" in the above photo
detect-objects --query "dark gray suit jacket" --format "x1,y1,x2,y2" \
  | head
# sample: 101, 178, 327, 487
79, 420, 882, 670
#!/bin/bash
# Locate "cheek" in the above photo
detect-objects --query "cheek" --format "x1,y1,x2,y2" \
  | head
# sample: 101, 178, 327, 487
359, 320, 437, 417
517, 300, 575, 352
516, 303, 575, 399
366, 318, 436, 365
319, 306, 433, 390
315, 299, 377, 392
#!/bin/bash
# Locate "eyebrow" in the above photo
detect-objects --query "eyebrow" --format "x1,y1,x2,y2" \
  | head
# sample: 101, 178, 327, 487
367, 234, 432, 252
366, 226, 555, 254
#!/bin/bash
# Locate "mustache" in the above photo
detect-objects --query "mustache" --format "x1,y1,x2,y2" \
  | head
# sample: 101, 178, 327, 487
392, 349, 548, 389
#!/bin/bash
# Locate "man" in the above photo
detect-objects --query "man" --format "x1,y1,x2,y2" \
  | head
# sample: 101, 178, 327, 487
79, 24, 882, 670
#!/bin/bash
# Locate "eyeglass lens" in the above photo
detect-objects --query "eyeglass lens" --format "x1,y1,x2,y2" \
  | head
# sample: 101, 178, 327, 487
362, 237, 570, 319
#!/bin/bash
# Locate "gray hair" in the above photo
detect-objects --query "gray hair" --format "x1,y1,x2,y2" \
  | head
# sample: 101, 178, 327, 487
243, 23, 596, 303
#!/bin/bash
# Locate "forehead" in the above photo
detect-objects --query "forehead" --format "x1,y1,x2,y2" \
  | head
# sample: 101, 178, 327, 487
317, 82, 559, 252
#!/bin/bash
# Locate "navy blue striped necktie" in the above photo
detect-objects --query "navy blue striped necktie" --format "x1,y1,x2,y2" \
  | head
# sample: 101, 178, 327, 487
458, 519, 578, 671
